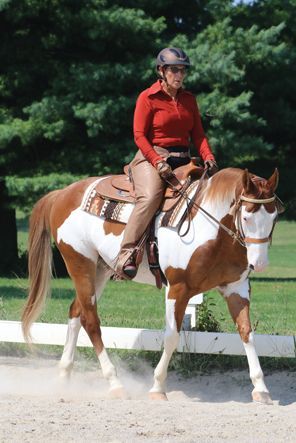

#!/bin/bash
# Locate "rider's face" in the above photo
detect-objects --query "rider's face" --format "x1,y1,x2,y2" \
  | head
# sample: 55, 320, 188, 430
164, 65, 186, 90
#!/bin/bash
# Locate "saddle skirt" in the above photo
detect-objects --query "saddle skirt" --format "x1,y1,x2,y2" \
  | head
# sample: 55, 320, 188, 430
81, 161, 204, 228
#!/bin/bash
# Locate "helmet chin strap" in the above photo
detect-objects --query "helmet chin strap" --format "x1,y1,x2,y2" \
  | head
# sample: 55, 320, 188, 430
159, 67, 179, 98
159, 67, 168, 85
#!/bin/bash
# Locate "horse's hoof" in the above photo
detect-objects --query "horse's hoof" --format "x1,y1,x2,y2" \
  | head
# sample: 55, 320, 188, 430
109, 387, 129, 400
149, 392, 168, 401
58, 368, 72, 380
58, 361, 73, 380
252, 390, 273, 405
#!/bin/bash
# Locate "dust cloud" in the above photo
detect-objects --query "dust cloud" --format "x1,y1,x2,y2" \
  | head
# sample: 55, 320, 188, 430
1, 355, 296, 443
0, 354, 155, 400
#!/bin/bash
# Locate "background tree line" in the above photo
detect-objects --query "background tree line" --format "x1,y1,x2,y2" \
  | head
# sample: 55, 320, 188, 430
0, 0, 295, 272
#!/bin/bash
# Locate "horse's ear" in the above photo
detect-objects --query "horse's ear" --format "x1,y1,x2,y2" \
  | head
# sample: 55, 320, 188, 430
242, 169, 249, 191
267, 168, 279, 192
242, 169, 255, 193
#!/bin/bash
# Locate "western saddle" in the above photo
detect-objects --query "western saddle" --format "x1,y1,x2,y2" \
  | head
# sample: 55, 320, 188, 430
95, 159, 205, 287
96, 159, 204, 212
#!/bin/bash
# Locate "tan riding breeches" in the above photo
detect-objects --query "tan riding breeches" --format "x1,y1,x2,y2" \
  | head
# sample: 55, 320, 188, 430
119, 150, 166, 251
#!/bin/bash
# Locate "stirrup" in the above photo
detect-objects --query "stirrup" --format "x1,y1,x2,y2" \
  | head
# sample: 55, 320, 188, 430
115, 249, 137, 280
122, 255, 137, 279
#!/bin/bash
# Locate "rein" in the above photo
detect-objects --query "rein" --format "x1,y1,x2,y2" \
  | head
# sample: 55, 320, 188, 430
166, 175, 277, 248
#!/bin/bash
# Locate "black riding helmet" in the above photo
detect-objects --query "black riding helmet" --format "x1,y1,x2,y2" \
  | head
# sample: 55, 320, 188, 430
156, 47, 191, 69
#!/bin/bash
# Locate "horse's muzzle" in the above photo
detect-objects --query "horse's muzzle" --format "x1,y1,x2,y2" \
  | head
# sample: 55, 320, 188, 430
249, 261, 268, 272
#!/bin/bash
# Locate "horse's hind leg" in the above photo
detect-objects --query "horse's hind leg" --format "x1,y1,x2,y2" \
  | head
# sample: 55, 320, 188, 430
58, 250, 123, 393
59, 297, 82, 378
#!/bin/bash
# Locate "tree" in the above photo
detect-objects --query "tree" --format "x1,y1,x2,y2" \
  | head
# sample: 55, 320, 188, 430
231, 0, 296, 210
0, 0, 165, 271
183, 19, 286, 168
0, 0, 165, 183
0, 0, 295, 232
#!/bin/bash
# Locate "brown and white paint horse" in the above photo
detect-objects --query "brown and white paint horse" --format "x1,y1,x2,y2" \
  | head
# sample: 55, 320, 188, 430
22, 167, 279, 403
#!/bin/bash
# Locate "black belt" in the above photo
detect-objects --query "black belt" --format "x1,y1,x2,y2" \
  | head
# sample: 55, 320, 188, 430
166, 146, 188, 153
166, 146, 189, 158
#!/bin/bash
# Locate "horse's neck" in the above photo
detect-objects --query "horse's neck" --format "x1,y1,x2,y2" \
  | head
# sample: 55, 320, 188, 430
199, 184, 235, 222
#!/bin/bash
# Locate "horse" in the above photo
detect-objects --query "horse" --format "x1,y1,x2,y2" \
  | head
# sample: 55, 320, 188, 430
21, 167, 280, 403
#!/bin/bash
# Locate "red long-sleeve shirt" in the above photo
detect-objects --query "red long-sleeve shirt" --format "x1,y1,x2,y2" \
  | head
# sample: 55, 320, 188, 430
133, 80, 215, 166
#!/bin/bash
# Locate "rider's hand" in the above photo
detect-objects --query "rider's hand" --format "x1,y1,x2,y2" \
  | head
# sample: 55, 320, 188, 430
205, 159, 219, 176
156, 161, 174, 180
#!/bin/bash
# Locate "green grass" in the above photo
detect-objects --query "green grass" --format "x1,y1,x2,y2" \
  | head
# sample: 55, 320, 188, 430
16, 211, 29, 255
205, 221, 296, 335
0, 278, 166, 329
0, 221, 295, 336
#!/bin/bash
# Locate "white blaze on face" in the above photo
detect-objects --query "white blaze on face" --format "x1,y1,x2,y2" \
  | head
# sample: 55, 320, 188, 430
241, 206, 277, 272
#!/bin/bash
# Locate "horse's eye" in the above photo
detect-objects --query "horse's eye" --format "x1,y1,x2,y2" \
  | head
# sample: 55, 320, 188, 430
242, 211, 252, 221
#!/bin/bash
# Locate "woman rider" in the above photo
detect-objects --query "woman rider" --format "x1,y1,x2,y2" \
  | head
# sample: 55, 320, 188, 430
116, 47, 218, 279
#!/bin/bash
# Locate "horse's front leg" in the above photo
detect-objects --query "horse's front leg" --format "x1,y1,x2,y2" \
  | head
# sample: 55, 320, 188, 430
149, 285, 188, 400
225, 290, 272, 405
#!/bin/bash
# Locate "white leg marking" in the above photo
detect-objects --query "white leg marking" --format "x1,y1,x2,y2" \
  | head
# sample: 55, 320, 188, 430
243, 332, 269, 393
59, 317, 81, 378
94, 264, 123, 392
98, 348, 123, 391
150, 297, 179, 394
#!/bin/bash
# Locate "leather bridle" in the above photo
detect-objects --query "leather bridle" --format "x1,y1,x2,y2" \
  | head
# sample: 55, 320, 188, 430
235, 194, 277, 246
167, 175, 278, 249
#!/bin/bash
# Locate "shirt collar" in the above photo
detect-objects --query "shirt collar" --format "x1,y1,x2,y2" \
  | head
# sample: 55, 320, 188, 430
147, 80, 187, 98
147, 80, 163, 96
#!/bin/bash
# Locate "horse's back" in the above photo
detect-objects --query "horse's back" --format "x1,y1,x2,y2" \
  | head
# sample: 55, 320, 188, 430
47, 177, 102, 236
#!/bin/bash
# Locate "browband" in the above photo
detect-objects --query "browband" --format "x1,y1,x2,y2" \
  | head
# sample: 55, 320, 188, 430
240, 195, 276, 204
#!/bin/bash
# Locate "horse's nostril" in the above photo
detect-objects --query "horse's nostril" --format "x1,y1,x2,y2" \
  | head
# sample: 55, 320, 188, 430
249, 264, 254, 271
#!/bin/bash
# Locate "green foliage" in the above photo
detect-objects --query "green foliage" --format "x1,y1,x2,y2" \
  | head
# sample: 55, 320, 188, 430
0, 296, 7, 319
0, 0, 165, 180
0, 0, 295, 213
195, 294, 221, 332
231, 0, 296, 207
183, 19, 285, 166
286, 197, 296, 220
6, 173, 85, 211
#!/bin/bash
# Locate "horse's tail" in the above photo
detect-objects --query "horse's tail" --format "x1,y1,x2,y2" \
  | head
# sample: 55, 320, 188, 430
21, 190, 60, 342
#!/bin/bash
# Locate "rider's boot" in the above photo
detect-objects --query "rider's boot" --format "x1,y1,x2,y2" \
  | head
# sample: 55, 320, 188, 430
122, 253, 137, 279
116, 248, 137, 279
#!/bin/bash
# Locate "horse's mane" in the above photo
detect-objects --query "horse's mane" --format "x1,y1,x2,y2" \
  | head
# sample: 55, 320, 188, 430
202, 168, 245, 206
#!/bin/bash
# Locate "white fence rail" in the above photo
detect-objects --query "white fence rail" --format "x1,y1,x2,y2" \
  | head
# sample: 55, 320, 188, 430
0, 320, 295, 358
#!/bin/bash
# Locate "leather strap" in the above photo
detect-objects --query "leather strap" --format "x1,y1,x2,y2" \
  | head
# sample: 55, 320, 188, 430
240, 195, 276, 204
168, 152, 189, 158
146, 221, 167, 289
244, 237, 270, 244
